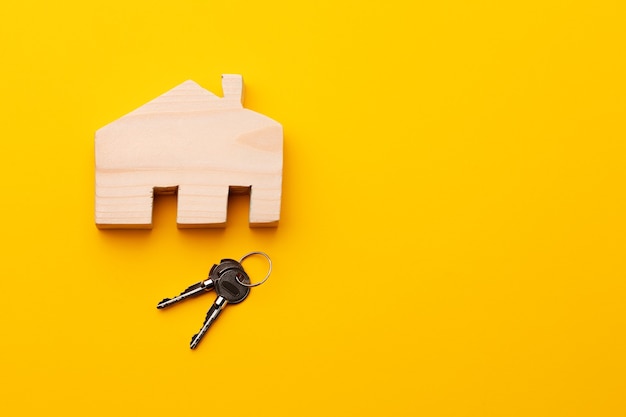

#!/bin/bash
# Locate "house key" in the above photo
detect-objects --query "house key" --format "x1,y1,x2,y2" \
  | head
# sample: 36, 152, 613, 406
157, 252, 272, 349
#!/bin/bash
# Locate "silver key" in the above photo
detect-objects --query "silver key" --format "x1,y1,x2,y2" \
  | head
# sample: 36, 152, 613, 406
157, 255, 270, 349
156, 259, 240, 309
189, 266, 251, 349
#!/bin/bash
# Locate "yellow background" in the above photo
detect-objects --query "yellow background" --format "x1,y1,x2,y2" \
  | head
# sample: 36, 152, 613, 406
1, 1, 625, 415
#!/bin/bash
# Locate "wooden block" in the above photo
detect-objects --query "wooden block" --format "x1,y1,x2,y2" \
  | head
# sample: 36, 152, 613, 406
95, 74, 283, 229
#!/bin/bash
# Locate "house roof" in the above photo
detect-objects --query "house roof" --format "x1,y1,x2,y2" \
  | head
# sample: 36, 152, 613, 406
126, 77, 244, 117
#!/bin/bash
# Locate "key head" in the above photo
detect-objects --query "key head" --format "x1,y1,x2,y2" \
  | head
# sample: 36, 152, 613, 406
215, 269, 250, 303
209, 259, 242, 280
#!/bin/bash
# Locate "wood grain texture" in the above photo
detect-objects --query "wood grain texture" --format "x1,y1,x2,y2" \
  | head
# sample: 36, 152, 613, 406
95, 74, 283, 229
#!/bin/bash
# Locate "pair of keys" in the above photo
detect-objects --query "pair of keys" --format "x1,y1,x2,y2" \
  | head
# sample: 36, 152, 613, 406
157, 252, 271, 349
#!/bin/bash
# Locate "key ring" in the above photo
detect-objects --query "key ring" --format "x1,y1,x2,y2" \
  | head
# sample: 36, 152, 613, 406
237, 251, 272, 287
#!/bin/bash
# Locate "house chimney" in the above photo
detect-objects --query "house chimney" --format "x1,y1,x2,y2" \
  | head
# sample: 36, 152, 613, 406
222, 74, 244, 107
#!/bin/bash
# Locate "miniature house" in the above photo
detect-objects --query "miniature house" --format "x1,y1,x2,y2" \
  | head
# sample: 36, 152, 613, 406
95, 74, 283, 229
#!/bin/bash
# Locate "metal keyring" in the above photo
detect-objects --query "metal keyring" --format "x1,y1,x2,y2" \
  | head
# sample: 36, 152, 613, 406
237, 251, 272, 287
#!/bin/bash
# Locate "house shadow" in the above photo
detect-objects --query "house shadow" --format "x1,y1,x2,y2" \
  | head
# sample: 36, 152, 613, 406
178, 189, 279, 239
96, 187, 278, 256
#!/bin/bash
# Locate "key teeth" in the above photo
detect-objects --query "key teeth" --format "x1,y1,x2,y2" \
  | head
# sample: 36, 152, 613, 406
190, 334, 200, 349
183, 282, 203, 293
156, 298, 171, 309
